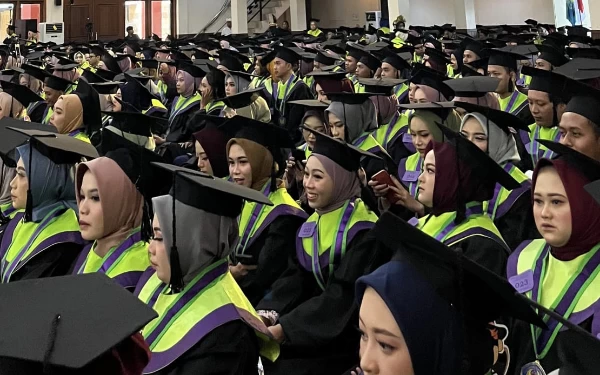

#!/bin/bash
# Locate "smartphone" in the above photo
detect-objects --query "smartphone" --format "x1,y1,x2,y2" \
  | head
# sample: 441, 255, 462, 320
371, 170, 400, 205
235, 253, 255, 266
291, 149, 307, 170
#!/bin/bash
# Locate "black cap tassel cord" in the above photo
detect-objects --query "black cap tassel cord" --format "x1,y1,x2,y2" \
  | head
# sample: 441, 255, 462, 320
168, 172, 184, 294
42, 314, 61, 374
24, 142, 33, 222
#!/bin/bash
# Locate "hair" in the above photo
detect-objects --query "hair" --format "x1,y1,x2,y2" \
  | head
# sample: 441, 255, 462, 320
127, 26, 133, 31
590, 119, 600, 138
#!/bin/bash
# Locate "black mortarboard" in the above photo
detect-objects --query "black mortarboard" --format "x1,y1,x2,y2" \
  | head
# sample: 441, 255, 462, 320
522, 65, 571, 102
93, 68, 118, 81
0, 118, 56, 167
0, 80, 43, 107
220, 115, 293, 150
304, 126, 380, 171
0, 273, 157, 372
554, 58, 600, 80
43, 74, 72, 92
120, 73, 157, 109
371, 211, 545, 327
151, 162, 273, 291
358, 77, 407, 95
139, 59, 159, 69
89, 45, 105, 57
99, 111, 165, 138
88, 81, 120, 95
566, 47, 600, 59
314, 50, 339, 66
215, 50, 244, 71
410, 67, 455, 100
585, 179, 600, 205
446, 76, 500, 98
424, 47, 451, 66
259, 49, 277, 66
274, 45, 301, 64
178, 61, 206, 78
536, 140, 600, 181
346, 43, 365, 60
486, 49, 527, 70
52, 57, 79, 71
219, 87, 262, 109
564, 79, 600, 126
436, 124, 521, 190
454, 101, 530, 132
380, 49, 411, 71
74, 79, 102, 135
327, 92, 384, 105
20, 63, 47, 82
358, 51, 381, 71
461, 64, 484, 77
101, 53, 121, 74
462, 38, 484, 57
536, 44, 569, 67
287, 99, 330, 108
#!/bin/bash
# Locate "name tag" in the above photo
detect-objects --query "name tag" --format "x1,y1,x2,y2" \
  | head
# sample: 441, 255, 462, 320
298, 222, 317, 238
509, 270, 534, 294
402, 133, 412, 143
402, 170, 419, 182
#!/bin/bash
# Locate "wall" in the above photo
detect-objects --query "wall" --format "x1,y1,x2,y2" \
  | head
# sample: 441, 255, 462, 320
46, 0, 63, 23
310, 0, 380, 28
177, 0, 230, 35
408, 0, 454, 26
474, 0, 554, 25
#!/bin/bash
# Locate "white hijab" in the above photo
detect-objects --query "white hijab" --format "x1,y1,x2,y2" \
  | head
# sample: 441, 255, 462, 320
460, 112, 521, 166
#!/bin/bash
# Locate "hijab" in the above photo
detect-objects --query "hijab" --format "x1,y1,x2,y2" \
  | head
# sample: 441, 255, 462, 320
428, 140, 495, 217
226, 138, 274, 190
309, 154, 361, 214
0, 92, 24, 118
225, 73, 250, 94
54, 68, 80, 83
76, 157, 144, 257
356, 261, 463, 375
315, 77, 354, 94
193, 127, 230, 178
118, 57, 132, 73
408, 109, 462, 142
460, 112, 520, 166
17, 144, 78, 222
0, 161, 15, 205
415, 84, 447, 102
533, 159, 600, 261
152, 194, 238, 285
176, 70, 196, 97
454, 93, 500, 110
160, 63, 177, 83
20, 73, 42, 94
325, 100, 377, 143
301, 110, 327, 133
55, 94, 84, 134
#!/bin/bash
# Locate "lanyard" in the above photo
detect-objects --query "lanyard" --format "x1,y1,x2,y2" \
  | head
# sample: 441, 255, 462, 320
311, 200, 354, 291
528, 126, 560, 165
503, 91, 520, 113
1, 206, 63, 282
235, 183, 271, 255
77, 229, 142, 275
529, 243, 600, 359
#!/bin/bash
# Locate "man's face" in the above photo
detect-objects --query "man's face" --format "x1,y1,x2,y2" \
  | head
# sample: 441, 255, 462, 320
310, 22, 317, 30
273, 57, 291, 78
380, 62, 398, 79
43, 87, 62, 107
528, 89, 555, 127
414, 44, 425, 57
127, 29, 133, 36
88, 53, 100, 66
488, 65, 512, 95
226, 21, 232, 28
345, 56, 358, 74
559, 112, 600, 161
463, 49, 479, 64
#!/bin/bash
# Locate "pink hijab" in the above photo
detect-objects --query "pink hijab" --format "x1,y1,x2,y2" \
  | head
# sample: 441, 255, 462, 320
177, 70, 199, 97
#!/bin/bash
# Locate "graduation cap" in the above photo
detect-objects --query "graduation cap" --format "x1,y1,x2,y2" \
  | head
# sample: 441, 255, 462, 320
554, 58, 600, 80
94, 68, 118, 81
462, 38, 485, 57
302, 126, 380, 171
80, 69, 107, 84
399, 101, 455, 112
358, 77, 407, 95
0, 80, 43, 107
536, 140, 600, 181
178, 61, 206, 79
219, 87, 262, 109
424, 47, 451, 66
566, 47, 600, 59
0, 118, 56, 167
273, 45, 302, 64
220, 115, 293, 150
536, 44, 569, 67
89, 81, 120, 95
287, 99, 330, 108
52, 57, 79, 71
0, 273, 157, 372
89, 45, 105, 58
327, 92, 385, 105
151, 162, 273, 291
522, 65, 571, 102
346, 43, 366, 60
358, 51, 381, 71
139, 59, 159, 69
74, 79, 103, 135
41, 73, 72, 93
20, 63, 47, 82
454, 101, 530, 132
410, 67, 455, 100
445, 76, 500, 98
564, 79, 600, 126
99, 111, 166, 138
485, 48, 528, 70
379, 49, 411, 71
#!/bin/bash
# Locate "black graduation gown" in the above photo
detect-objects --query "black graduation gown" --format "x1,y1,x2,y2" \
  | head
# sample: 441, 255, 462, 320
257, 231, 392, 375
273, 79, 313, 143
495, 193, 540, 251
237, 215, 305, 306
164, 103, 201, 143
9, 242, 83, 282
27, 101, 46, 123
451, 236, 510, 277
154, 320, 260, 375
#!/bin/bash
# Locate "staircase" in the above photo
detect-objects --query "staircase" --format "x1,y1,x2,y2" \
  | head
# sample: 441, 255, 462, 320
247, 0, 291, 35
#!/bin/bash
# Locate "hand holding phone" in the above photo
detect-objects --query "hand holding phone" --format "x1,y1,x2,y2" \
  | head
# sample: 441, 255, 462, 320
371, 170, 400, 205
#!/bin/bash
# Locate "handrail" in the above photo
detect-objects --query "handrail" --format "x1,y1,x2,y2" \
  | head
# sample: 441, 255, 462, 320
248, 0, 272, 25
196, 0, 231, 36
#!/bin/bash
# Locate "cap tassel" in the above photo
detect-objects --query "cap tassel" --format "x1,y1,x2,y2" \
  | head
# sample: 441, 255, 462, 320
24, 144, 33, 222
168, 172, 184, 293
0, 167, 8, 225
42, 314, 61, 374
141, 200, 152, 242
454, 140, 466, 224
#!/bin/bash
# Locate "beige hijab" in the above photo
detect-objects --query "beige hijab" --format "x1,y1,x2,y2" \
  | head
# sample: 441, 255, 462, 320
76, 157, 144, 257
55, 94, 84, 134
226, 138, 274, 191
0, 92, 24, 119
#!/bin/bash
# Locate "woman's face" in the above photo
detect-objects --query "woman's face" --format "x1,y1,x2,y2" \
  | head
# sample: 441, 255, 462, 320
302, 115, 326, 149
303, 156, 334, 209
534, 58, 552, 71
450, 54, 458, 70
228, 143, 253, 188
316, 83, 328, 102
74, 54, 83, 64
200, 76, 212, 98
176, 73, 186, 95
225, 76, 237, 97
195, 141, 214, 175
413, 88, 430, 103
359, 287, 415, 375
78, 170, 104, 241
533, 166, 572, 247
356, 62, 373, 79
19, 75, 28, 86
417, 150, 436, 208
149, 214, 171, 284
49, 97, 67, 132
10, 158, 28, 210
328, 112, 345, 140
159, 63, 170, 82
460, 117, 488, 153
408, 83, 417, 103
409, 117, 433, 156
